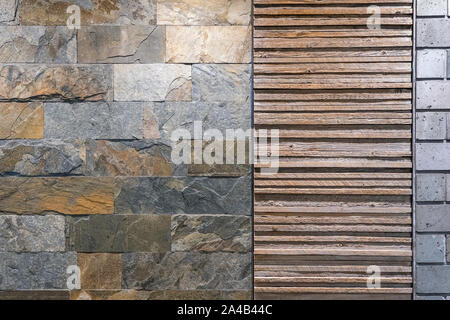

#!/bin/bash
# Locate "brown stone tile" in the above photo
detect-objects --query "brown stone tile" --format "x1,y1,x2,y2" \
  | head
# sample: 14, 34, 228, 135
0, 177, 114, 214
0, 290, 70, 300
0, 103, 43, 139
78, 253, 122, 290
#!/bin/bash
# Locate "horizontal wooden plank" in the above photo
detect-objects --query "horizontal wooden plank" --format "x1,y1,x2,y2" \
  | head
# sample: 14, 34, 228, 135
255, 235, 412, 243
254, 276, 412, 284
254, 287, 412, 294
256, 159, 412, 168
255, 172, 412, 179
255, 180, 412, 187
254, 17, 412, 26
255, 215, 411, 224
254, 6, 412, 15
255, 206, 411, 214
254, 37, 412, 49
255, 129, 412, 139
254, 63, 411, 74
255, 248, 412, 256
254, 0, 413, 4
254, 265, 411, 273
254, 29, 412, 38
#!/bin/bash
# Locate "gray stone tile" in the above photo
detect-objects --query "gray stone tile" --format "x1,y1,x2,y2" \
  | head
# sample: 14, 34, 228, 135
171, 215, 251, 252
0, 252, 76, 290
122, 252, 252, 290
0, 140, 84, 176
67, 215, 171, 253
78, 26, 164, 63
44, 102, 142, 139
0, 26, 76, 63
0, 215, 65, 252
114, 176, 252, 215
192, 64, 251, 103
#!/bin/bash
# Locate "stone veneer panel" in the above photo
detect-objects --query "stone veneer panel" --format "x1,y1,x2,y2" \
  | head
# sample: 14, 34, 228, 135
0, 0, 252, 300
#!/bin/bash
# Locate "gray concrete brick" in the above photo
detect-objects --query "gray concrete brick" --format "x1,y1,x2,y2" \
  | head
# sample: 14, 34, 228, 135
417, 81, 450, 109
416, 295, 445, 300
416, 112, 446, 140
416, 234, 445, 263
417, 265, 450, 294
448, 50, 450, 79
416, 174, 446, 201
418, 19, 450, 47
417, 50, 446, 78
417, 205, 450, 232
417, 0, 447, 16
416, 143, 450, 170
446, 236, 450, 262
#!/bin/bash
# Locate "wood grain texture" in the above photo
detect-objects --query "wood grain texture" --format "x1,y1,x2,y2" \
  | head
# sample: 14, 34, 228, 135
253, 0, 412, 300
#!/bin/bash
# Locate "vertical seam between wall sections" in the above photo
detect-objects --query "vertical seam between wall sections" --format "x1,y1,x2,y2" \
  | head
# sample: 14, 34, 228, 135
250, 0, 255, 301
412, 0, 417, 300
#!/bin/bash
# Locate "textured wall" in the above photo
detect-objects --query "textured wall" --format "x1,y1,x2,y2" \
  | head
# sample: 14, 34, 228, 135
416, 0, 450, 300
0, 0, 252, 300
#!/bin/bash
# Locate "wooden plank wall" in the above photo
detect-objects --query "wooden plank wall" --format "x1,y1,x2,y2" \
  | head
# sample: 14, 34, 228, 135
253, 0, 413, 299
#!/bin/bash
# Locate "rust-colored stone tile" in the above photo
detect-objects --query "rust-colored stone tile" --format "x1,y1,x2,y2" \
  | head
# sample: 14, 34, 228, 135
0, 290, 70, 300
78, 253, 122, 290
0, 102, 43, 139
71, 290, 137, 300
0, 177, 114, 214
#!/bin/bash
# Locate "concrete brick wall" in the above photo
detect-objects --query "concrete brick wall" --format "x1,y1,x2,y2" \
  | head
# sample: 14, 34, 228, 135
0, 0, 252, 300
416, 0, 450, 300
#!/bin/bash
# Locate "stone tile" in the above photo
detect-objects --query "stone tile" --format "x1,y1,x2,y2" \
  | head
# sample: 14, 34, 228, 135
0, 252, 77, 290
70, 289, 251, 300
416, 81, 450, 109
417, 205, 450, 232
114, 176, 252, 215
416, 112, 446, 140
117, 0, 156, 25
0, 177, 114, 215
171, 215, 251, 252
0, 65, 112, 102
416, 143, 450, 170
122, 252, 252, 290
78, 253, 122, 289
0, 140, 84, 176
417, 0, 447, 16
417, 265, 450, 294
0, 102, 43, 139
416, 174, 446, 202
142, 290, 252, 300
417, 50, 446, 78
157, 0, 251, 25
0, 290, 70, 300
67, 215, 171, 253
418, 19, 450, 47
166, 26, 251, 63
0, 0, 17, 24
143, 102, 251, 139
416, 234, 445, 263
114, 64, 191, 101
44, 102, 142, 139
193, 64, 251, 103
0, 26, 76, 63
85, 139, 186, 177
0, 215, 65, 252
78, 26, 164, 63
18, 0, 120, 25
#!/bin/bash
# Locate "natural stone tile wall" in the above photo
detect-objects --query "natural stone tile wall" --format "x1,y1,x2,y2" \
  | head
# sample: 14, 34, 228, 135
0, 0, 251, 300
416, 0, 450, 300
